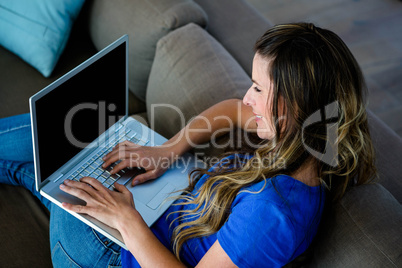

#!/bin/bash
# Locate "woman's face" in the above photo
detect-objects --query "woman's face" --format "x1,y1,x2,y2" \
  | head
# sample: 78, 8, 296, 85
243, 53, 276, 140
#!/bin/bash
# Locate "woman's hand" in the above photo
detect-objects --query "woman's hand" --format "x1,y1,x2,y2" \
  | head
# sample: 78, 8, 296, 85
60, 177, 141, 230
102, 141, 178, 186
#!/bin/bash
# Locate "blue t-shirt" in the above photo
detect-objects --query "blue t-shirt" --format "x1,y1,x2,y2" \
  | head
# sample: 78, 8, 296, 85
121, 155, 325, 267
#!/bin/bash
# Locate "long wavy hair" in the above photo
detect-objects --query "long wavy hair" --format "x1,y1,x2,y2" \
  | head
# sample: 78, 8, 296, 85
169, 23, 377, 260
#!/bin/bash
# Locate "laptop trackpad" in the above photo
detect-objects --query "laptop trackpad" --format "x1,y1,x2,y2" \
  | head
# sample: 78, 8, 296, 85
146, 183, 176, 210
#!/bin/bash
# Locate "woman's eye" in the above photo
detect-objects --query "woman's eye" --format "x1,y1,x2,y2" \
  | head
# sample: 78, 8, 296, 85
254, 86, 261, 93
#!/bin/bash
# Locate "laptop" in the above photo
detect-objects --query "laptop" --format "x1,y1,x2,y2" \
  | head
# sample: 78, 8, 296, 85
29, 35, 204, 250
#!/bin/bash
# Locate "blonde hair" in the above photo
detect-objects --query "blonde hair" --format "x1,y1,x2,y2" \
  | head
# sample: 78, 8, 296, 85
169, 22, 377, 260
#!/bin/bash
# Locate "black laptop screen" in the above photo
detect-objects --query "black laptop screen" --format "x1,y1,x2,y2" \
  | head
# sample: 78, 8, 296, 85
35, 41, 126, 181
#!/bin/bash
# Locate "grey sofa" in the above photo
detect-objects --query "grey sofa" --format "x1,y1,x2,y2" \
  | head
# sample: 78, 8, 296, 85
0, 0, 401, 267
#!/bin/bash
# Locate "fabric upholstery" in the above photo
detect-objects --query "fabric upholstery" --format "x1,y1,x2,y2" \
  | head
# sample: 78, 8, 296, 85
367, 110, 402, 203
146, 23, 250, 139
0, 0, 85, 77
0, 0, 401, 267
0, 185, 51, 267
311, 183, 402, 267
88, 0, 208, 102
194, 0, 273, 76
0, 2, 97, 119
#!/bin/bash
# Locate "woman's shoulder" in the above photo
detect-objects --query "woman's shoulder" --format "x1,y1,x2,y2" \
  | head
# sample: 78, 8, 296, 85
217, 175, 325, 267
231, 174, 326, 231
237, 174, 324, 206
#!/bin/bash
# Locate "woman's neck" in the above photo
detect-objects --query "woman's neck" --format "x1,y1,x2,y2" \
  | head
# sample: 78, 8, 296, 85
290, 160, 320, 187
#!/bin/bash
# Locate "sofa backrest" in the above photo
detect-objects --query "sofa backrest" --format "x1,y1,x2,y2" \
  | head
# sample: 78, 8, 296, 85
88, 0, 208, 102
146, 23, 250, 140
310, 183, 402, 267
367, 110, 402, 203
194, 0, 273, 76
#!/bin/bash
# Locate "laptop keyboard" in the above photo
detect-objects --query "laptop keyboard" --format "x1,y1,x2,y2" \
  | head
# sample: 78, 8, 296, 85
69, 127, 149, 189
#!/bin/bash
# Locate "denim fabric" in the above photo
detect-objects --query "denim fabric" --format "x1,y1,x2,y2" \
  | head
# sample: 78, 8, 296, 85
0, 114, 50, 208
50, 205, 122, 267
0, 114, 122, 267
0, 159, 52, 210
0, 113, 34, 162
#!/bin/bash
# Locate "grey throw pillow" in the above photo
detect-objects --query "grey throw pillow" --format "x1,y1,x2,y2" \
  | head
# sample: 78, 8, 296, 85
311, 183, 402, 267
88, 0, 207, 101
146, 23, 251, 139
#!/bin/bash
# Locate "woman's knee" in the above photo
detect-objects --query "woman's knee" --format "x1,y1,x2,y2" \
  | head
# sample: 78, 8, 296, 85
0, 113, 33, 162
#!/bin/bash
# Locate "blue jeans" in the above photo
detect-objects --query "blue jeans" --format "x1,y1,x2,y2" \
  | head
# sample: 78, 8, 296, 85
0, 114, 122, 267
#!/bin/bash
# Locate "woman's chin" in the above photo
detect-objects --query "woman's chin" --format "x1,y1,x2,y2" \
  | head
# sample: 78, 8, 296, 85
256, 128, 275, 140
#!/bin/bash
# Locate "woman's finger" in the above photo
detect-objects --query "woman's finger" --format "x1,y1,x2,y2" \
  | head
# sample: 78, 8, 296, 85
79, 177, 110, 194
120, 140, 140, 148
105, 141, 140, 160
131, 169, 160, 186
59, 180, 94, 203
110, 157, 142, 174
61, 178, 111, 205
103, 146, 141, 170
113, 181, 129, 194
62, 202, 90, 214
113, 182, 136, 208
102, 148, 123, 167
103, 150, 129, 169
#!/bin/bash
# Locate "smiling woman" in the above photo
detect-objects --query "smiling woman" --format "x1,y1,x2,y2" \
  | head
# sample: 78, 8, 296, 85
0, 22, 376, 267
243, 54, 278, 140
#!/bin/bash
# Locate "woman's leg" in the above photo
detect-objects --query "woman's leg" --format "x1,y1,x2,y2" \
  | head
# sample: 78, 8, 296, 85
0, 114, 52, 208
50, 206, 122, 267
0, 113, 33, 162
0, 159, 52, 209
0, 114, 122, 267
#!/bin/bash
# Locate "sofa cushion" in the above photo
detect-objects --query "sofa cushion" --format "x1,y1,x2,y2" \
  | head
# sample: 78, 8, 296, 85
367, 110, 402, 203
88, 0, 207, 102
0, 0, 85, 77
0, 185, 51, 267
310, 183, 402, 267
146, 23, 250, 139
194, 0, 272, 76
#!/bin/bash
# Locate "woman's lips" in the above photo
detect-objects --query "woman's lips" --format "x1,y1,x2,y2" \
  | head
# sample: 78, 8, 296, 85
254, 113, 263, 122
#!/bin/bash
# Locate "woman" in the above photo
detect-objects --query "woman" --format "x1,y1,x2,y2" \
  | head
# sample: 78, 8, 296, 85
0, 23, 376, 267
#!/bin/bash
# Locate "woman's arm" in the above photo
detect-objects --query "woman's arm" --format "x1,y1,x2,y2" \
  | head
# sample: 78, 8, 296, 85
60, 100, 255, 266
61, 177, 237, 268
165, 98, 256, 157
117, 209, 187, 267
103, 99, 256, 185
119, 213, 237, 268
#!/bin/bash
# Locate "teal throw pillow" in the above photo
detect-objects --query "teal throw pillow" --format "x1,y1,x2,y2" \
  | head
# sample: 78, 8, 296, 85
0, 0, 85, 77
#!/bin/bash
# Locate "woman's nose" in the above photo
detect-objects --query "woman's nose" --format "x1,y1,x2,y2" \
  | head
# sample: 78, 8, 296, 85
243, 87, 254, 106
